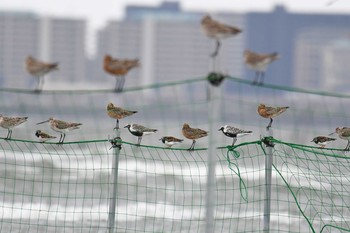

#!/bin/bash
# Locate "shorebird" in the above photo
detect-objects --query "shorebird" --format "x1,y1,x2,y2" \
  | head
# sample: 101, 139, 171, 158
219, 125, 252, 146
124, 124, 157, 146
35, 130, 57, 143
0, 115, 28, 139
103, 55, 140, 92
258, 104, 289, 130
107, 103, 137, 130
159, 136, 184, 148
329, 127, 350, 151
25, 56, 58, 92
201, 15, 242, 57
182, 123, 208, 150
37, 117, 82, 144
311, 136, 336, 148
244, 49, 279, 85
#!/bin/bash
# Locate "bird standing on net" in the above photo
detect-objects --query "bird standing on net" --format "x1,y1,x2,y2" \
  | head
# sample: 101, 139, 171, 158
25, 56, 58, 92
244, 49, 279, 85
37, 117, 82, 144
311, 136, 336, 148
201, 15, 242, 58
103, 55, 140, 92
182, 123, 208, 151
107, 103, 137, 130
258, 104, 289, 130
159, 136, 184, 148
124, 124, 157, 146
329, 127, 350, 151
219, 125, 252, 146
35, 130, 57, 143
0, 115, 28, 140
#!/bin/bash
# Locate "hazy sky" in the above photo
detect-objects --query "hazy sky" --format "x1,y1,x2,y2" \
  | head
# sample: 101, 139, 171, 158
2, 0, 350, 31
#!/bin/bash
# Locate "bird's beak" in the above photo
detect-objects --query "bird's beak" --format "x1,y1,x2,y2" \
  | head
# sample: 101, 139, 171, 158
329, 132, 336, 136
37, 119, 50, 125
123, 125, 128, 128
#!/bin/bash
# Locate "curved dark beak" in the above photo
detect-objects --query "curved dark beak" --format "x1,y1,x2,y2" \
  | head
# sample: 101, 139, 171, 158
329, 132, 336, 136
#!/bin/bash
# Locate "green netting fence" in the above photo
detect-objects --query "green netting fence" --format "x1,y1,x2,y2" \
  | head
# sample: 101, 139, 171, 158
1, 76, 350, 233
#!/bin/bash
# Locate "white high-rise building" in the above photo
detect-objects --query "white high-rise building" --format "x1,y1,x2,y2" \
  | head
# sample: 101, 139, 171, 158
0, 12, 39, 88
95, 2, 245, 90
0, 12, 87, 89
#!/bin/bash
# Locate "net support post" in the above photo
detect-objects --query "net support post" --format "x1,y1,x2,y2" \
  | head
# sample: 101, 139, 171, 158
107, 129, 122, 233
263, 129, 273, 233
205, 84, 220, 233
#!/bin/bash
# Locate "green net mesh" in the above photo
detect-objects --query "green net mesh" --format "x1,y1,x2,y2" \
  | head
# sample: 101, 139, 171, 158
1, 76, 350, 232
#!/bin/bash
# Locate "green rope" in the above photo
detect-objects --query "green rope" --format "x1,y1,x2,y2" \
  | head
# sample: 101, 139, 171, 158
320, 224, 350, 233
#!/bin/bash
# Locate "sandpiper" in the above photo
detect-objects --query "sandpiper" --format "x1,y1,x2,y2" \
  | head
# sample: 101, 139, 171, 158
0, 115, 28, 139
25, 56, 58, 92
35, 130, 57, 143
329, 127, 350, 151
182, 123, 208, 150
103, 55, 140, 92
219, 125, 252, 146
159, 136, 184, 148
37, 117, 82, 144
107, 103, 137, 130
311, 136, 336, 148
244, 49, 279, 85
258, 104, 289, 130
201, 15, 242, 57
124, 124, 157, 146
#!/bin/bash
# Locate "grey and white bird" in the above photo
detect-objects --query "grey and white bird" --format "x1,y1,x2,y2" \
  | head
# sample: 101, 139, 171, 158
124, 124, 157, 146
0, 114, 28, 139
218, 125, 252, 146
311, 136, 336, 148
159, 136, 184, 148
329, 127, 350, 151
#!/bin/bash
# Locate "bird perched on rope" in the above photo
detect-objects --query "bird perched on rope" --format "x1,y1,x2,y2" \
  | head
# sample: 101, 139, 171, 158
25, 56, 58, 92
159, 136, 184, 148
103, 55, 140, 92
219, 125, 252, 146
201, 15, 242, 58
329, 127, 350, 151
124, 124, 157, 146
244, 49, 279, 85
106, 103, 137, 130
0, 115, 28, 139
258, 104, 289, 130
182, 123, 208, 151
311, 136, 336, 148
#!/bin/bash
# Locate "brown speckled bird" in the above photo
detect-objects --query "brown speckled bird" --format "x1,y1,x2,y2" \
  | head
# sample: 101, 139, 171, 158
25, 56, 58, 92
258, 104, 289, 130
103, 55, 140, 92
182, 123, 208, 150
107, 103, 137, 130
35, 130, 57, 143
201, 15, 242, 57
0, 114, 28, 139
244, 49, 279, 85
329, 127, 350, 151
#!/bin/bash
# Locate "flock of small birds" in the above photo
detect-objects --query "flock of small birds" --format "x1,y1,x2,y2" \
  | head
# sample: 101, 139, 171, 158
23, 15, 280, 93
2, 15, 344, 150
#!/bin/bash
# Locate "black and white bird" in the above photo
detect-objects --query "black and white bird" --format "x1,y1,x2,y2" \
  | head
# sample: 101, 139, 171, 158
35, 130, 57, 142
159, 136, 184, 148
218, 125, 252, 146
124, 124, 157, 146
311, 136, 336, 148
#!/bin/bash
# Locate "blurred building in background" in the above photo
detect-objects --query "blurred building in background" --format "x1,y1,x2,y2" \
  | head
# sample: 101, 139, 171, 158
94, 1, 245, 89
2, 2, 350, 92
0, 12, 86, 89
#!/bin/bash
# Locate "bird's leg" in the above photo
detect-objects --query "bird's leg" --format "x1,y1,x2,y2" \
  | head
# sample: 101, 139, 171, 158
211, 40, 220, 58
61, 133, 66, 144
118, 76, 125, 92
259, 72, 265, 85
58, 133, 63, 144
137, 137, 142, 146
114, 77, 120, 92
188, 140, 196, 151
267, 118, 273, 130
5, 129, 10, 139
252, 72, 259, 85
231, 137, 237, 147
345, 140, 350, 151
9, 129, 12, 139
114, 119, 119, 130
